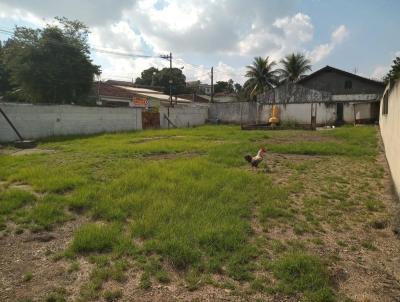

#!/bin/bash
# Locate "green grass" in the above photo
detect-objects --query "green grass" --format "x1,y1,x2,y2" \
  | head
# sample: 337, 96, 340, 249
71, 223, 122, 254
272, 251, 334, 299
0, 188, 36, 215
0, 125, 381, 299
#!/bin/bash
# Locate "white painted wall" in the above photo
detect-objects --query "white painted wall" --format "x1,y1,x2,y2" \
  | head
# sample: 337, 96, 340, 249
210, 101, 375, 126
267, 103, 336, 125
0, 103, 142, 142
159, 104, 209, 128
380, 80, 400, 198
343, 103, 371, 123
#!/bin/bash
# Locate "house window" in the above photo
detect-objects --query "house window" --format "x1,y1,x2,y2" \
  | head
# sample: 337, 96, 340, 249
382, 91, 389, 115
344, 80, 352, 89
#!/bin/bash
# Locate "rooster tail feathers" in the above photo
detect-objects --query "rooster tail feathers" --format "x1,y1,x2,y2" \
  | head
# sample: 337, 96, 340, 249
244, 154, 252, 163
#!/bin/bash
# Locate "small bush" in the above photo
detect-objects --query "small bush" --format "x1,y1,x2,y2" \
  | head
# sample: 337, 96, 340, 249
71, 223, 121, 254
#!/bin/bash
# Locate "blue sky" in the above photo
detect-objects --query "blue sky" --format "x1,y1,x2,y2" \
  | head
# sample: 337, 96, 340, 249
0, 0, 399, 84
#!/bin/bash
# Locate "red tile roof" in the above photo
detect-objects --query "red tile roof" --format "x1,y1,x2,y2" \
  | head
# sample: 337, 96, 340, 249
93, 82, 135, 99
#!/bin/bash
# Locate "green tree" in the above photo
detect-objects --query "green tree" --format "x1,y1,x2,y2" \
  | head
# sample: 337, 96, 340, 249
383, 56, 400, 84
3, 17, 100, 104
234, 83, 242, 93
154, 67, 186, 95
135, 67, 159, 86
0, 42, 12, 97
214, 79, 235, 93
278, 52, 312, 82
214, 81, 229, 93
244, 56, 279, 98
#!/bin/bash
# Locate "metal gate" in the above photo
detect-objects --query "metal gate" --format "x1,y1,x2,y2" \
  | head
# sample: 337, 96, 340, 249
142, 112, 160, 129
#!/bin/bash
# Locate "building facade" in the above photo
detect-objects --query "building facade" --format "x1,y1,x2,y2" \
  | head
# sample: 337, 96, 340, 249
258, 66, 385, 125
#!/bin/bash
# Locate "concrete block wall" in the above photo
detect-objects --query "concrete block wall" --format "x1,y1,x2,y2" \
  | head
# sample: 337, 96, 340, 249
159, 104, 209, 128
380, 80, 400, 198
209, 102, 259, 124
210, 102, 337, 125
260, 103, 336, 125
0, 103, 142, 142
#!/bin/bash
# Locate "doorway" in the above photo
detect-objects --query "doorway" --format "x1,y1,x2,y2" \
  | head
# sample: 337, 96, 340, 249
336, 103, 344, 125
142, 111, 160, 129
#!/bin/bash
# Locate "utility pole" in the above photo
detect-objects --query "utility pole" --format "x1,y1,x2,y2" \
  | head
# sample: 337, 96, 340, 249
210, 66, 214, 103
160, 52, 173, 106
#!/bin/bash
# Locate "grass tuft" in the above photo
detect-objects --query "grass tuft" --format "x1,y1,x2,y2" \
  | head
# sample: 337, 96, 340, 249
71, 223, 121, 254
272, 251, 333, 298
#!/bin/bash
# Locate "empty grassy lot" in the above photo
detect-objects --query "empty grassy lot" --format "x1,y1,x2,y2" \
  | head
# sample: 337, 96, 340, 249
0, 125, 399, 302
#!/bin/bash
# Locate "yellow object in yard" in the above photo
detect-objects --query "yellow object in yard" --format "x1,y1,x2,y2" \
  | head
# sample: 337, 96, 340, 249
268, 105, 280, 125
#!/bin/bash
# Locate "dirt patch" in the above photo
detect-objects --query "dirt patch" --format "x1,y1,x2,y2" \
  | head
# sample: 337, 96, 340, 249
267, 134, 340, 144
9, 183, 42, 198
130, 136, 187, 144
11, 148, 55, 156
0, 216, 86, 302
143, 151, 203, 160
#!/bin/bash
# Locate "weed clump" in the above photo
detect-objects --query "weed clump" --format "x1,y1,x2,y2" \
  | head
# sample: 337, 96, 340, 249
71, 223, 121, 254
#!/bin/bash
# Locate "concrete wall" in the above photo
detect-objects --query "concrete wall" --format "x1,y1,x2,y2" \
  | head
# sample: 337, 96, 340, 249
159, 103, 209, 128
209, 102, 259, 124
210, 101, 376, 126
0, 103, 142, 142
342, 103, 371, 123
211, 102, 338, 125
380, 80, 400, 197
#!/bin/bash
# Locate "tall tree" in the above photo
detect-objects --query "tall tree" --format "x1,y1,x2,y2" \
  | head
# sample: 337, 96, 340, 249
234, 83, 242, 93
135, 67, 159, 86
0, 42, 12, 97
244, 56, 279, 98
383, 56, 400, 84
214, 81, 229, 93
155, 67, 186, 95
214, 79, 235, 93
3, 17, 100, 104
279, 53, 312, 82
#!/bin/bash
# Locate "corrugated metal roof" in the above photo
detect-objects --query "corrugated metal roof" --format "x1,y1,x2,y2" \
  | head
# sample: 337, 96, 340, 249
114, 85, 164, 94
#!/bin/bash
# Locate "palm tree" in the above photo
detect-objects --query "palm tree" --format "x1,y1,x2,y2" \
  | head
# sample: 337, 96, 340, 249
244, 56, 279, 99
279, 53, 312, 82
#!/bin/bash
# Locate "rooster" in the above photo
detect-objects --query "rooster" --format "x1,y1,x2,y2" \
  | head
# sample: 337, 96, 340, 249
244, 147, 267, 168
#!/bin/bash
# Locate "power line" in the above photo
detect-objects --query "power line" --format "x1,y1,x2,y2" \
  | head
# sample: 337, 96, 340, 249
91, 47, 157, 59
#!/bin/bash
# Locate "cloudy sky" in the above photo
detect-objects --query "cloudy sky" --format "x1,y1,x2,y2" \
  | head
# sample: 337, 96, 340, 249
0, 0, 399, 84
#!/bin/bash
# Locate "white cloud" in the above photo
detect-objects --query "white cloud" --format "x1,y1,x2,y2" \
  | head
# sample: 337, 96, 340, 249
0, 0, 135, 26
273, 13, 314, 43
371, 65, 389, 80
89, 21, 145, 52
331, 25, 349, 43
0, 1, 352, 85
308, 25, 349, 63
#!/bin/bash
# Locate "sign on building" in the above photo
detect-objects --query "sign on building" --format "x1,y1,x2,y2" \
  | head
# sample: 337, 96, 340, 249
130, 97, 148, 108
